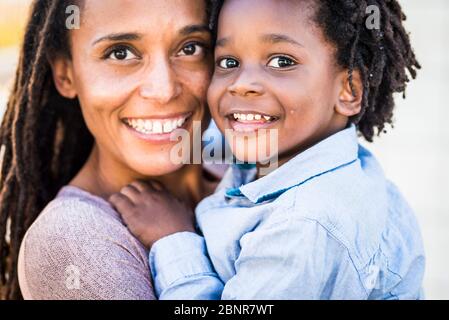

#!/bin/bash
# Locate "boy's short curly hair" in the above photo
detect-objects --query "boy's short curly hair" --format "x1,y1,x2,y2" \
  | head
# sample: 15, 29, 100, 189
210, 0, 420, 142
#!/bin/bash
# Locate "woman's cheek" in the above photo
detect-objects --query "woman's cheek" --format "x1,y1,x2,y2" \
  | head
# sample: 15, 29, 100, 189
78, 71, 136, 111
181, 67, 211, 103
207, 79, 224, 120
88, 69, 136, 99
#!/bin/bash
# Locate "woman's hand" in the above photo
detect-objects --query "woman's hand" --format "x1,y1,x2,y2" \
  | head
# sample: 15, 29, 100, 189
109, 181, 195, 249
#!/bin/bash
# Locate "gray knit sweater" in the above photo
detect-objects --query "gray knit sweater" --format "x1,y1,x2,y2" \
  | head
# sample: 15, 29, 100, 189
18, 186, 156, 300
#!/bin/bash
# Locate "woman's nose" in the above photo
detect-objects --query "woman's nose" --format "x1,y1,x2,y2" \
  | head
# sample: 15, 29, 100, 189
139, 58, 181, 104
227, 67, 265, 97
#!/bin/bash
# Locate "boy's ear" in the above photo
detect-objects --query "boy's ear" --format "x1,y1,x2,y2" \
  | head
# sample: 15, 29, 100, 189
49, 56, 77, 99
335, 69, 363, 117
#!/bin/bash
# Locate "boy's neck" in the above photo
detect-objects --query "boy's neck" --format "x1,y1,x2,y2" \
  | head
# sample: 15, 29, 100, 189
256, 121, 349, 179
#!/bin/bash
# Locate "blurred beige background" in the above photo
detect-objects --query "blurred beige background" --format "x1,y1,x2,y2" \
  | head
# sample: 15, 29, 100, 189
0, 0, 448, 299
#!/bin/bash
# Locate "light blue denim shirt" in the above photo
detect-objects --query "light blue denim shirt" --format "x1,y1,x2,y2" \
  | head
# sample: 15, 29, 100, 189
149, 125, 425, 300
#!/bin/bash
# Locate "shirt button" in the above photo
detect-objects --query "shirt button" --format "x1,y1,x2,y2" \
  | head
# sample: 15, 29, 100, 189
365, 265, 380, 290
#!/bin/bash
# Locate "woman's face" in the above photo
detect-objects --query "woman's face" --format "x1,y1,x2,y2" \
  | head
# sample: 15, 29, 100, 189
58, 0, 212, 177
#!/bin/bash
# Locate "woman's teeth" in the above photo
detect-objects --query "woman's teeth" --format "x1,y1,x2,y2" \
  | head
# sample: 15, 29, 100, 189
125, 116, 188, 135
232, 113, 274, 122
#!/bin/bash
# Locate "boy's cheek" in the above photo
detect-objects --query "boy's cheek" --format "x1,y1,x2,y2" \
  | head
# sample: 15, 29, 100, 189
207, 96, 226, 132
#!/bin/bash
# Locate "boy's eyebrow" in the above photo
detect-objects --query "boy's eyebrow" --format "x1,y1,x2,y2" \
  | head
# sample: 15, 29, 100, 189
216, 37, 230, 48
261, 34, 304, 47
92, 25, 210, 46
215, 34, 304, 48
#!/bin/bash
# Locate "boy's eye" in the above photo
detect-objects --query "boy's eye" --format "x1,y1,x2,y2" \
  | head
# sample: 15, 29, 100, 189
267, 56, 297, 68
107, 46, 138, 61
217, 58, 240, 69
177, 43, 205, 56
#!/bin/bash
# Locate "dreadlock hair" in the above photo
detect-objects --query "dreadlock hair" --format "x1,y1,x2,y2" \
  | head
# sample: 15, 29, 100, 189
0, 0, 216, 301
210, 0, 420, 142
0, 0, 92, 300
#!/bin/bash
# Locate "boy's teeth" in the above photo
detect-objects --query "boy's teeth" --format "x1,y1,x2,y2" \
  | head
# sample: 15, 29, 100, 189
126, 116, 188, 135
232, 113, 274, 122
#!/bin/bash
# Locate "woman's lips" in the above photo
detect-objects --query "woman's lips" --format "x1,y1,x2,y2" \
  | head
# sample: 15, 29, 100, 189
122, 112, 192, 142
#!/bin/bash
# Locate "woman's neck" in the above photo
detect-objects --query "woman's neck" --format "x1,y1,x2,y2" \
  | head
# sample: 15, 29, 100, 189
70, 145, 205, 209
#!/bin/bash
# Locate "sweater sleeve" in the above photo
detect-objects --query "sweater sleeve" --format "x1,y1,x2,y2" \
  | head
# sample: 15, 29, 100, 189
18, 198, 156, 300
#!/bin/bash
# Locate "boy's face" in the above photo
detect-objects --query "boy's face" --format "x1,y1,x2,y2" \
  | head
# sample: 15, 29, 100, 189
208, 0, 361, 166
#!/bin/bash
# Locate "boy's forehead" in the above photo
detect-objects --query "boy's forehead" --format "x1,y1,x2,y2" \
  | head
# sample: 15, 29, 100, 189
218, 0, 317, 44
221, 0, 315, 21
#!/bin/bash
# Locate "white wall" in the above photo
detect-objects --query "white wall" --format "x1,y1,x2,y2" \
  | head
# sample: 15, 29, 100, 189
361, 0, 449, 299
0, 0, 448, 299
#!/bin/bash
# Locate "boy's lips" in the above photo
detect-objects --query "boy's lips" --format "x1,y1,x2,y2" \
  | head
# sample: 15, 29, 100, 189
225, 111, 280, 133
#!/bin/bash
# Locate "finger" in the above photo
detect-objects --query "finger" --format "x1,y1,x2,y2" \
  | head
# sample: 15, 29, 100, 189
129, 180, 152, 193
109, 193, 134, 215
147, 180, 167, 192
119, 185, 140, 202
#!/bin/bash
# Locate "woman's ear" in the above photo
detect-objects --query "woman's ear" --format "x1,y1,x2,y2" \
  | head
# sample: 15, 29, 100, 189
335, 69, 363, 117
49, 56, 77, 99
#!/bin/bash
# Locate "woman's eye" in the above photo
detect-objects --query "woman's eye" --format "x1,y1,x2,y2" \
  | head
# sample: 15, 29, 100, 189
178, 43, 205, 56
267, 56, 297, 68
107, 47, 138, 61
217, 58, 240, 69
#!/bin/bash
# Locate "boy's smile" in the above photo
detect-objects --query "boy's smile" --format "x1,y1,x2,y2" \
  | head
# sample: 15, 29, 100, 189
228, 111, 278, 133
207, 0, 363, 167
223, 104, 281, 133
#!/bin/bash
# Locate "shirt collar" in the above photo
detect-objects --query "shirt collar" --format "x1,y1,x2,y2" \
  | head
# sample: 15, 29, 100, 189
225, 125, 359, 204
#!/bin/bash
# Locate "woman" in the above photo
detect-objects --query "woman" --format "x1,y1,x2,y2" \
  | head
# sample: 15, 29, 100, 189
0, 0, 219, 299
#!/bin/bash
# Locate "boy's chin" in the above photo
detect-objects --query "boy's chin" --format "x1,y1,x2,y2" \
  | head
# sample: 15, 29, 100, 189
231, 138, 279, 163
226, 129, 280, 167
232, 149, 277, 167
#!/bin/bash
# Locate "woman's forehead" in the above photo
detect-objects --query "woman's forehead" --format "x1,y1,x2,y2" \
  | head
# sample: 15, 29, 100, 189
79, 0, 208, 34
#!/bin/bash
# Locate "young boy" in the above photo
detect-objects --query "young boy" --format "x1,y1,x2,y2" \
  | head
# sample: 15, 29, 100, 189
110, 0, 425, 299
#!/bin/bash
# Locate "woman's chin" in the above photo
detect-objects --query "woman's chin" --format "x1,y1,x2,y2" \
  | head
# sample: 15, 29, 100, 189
130, 159, 186, 178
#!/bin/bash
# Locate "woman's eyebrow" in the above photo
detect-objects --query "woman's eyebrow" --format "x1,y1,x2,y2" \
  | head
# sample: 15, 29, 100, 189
92, 32, 144, 46
179, 24, 211, 36
91, 25, 209, 47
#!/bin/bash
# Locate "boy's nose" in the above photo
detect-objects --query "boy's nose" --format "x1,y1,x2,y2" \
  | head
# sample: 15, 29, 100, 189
139, 58, 181, 105
228, 68, 265, 97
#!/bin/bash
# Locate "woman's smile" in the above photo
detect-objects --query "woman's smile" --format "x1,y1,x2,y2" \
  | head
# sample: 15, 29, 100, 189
122, 112, 193, 142
53, 0, 213, 178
